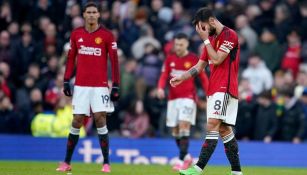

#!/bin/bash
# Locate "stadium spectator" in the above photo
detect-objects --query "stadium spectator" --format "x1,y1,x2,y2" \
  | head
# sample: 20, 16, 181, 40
254, 28, 283, 73
278, 88, 305, 143
253, 90, 278, 143
0, 30, 13, 64
242, 53, 273, 95
281, 29, 302, 78
236, 78, 255, 140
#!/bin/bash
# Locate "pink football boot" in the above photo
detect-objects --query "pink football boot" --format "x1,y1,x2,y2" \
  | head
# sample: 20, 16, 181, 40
56, 162, 72, 172
101, 164, 111, 173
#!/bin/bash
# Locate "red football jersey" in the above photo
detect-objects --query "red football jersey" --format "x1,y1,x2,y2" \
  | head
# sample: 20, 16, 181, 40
200, 27, 240, 98
158, 52, 208, 100
64, 26, 119, 87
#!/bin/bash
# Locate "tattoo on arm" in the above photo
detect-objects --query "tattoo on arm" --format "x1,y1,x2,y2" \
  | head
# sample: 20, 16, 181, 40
189, 67, 198, 77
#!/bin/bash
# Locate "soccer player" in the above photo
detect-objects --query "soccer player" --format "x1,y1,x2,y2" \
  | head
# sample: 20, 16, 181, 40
157, 33, 209, 171
56, 2, 120, 173
170, 8, 243, 175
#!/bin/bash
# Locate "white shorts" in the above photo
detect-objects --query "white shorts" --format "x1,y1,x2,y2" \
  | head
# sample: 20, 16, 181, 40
72, 86, 114, 115
207, 92, 238, 125
166, 98, 196, 127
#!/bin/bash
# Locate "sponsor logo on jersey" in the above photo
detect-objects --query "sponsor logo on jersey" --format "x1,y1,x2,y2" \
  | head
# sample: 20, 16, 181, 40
78, 45, 102, 56
184, 61, 192, 69
78, 38, 83, 42
170, 69, 185, 77
95, 37, 102, 44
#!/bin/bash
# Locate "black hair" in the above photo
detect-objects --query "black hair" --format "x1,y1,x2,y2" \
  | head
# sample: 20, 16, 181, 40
83, 1, 100, 13
192, 7, 215, 26
174, 33, 189, 40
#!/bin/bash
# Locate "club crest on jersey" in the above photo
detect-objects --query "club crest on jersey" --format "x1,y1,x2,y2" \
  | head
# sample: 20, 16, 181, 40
95, 37, 103, 44
184, 61, 192, 69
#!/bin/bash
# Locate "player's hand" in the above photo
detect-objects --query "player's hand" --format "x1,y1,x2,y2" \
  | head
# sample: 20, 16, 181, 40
156, 88, 165, 99
170, 76, 183, 87
196, 22, 209, 40
63, 81, 72, 97
110, 83, 120, 102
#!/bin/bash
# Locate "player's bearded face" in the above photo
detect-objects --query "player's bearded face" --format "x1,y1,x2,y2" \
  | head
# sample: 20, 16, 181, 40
208, 24, 216, 36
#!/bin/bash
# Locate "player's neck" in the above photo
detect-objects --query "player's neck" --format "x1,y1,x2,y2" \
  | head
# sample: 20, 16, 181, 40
177, 50, 189, 58
85, 23, 100, 33
215, 21, 224, 36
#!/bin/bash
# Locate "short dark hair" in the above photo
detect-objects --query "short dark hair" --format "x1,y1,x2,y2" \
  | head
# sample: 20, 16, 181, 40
83, 2, 100, 13
174, 33, 188, 40
192, 7, 215, 26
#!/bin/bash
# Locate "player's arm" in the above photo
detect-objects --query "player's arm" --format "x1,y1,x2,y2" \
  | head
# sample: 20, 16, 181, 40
157, 59, 170, 99
170, 59, 207, 87
196, 22, 236, 66
107, 32, 120, 101
64, 33, 77, 81
198, 70, 209, 93
203, 43, 229, 66
63, 32, 77, 96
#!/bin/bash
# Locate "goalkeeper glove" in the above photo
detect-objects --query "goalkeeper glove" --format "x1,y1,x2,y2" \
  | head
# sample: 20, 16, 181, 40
110, 83, 120, 102
63, 80, 72, 97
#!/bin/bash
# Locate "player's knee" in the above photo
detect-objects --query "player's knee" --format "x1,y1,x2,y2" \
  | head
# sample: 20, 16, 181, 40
97, 125, 108, 135
172, 126, 179, 137
72, 119, 83, 128
207, 119, 221, 131
94, 113, 107, 127
219, 125, 232, 137
179, 129, 190, 137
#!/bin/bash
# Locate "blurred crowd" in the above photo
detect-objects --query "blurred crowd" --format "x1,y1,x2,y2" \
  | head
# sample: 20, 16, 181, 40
0, 0, 307, 143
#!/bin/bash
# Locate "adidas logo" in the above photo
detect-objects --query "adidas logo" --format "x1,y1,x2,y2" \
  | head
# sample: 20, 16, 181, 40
213, 111, 219, 115
78, 38, 83, 42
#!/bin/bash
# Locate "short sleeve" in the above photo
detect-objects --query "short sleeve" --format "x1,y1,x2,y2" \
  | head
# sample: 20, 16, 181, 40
218, 30, 238, 54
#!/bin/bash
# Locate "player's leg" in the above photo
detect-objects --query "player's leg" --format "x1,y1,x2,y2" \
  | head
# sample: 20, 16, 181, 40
166, 99, 182, 170
64, 114, 85, 164
56, 114, 85, 172
220, 124, 242, 175
93, 112, 110, 169
91, 87, 114, 172
57, 86, 90, 172
178, 121, 193, 169
180, 93, 225, 174
220, 95, 242, 175
172, 126, 183, 171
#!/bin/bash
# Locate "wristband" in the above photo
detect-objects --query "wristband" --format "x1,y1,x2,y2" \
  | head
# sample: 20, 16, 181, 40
204, 39, 210, 45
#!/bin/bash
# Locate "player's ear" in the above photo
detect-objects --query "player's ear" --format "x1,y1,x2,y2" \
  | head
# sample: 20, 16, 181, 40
208, 17, 215, 26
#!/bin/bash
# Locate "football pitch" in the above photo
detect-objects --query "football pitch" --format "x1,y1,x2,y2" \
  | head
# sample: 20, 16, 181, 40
0, 161, 306, 175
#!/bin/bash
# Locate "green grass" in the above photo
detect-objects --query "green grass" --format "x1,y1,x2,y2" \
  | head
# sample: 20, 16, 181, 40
0, 161, 306, 175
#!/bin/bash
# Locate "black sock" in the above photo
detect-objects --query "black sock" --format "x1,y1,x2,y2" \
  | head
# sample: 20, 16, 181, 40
175, 137, 181, 148
196, 131, 219, 169
98, 133, 109, 164
64, 133, 79, 164
224, 137, 241, 171
179, 136, 189, 160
